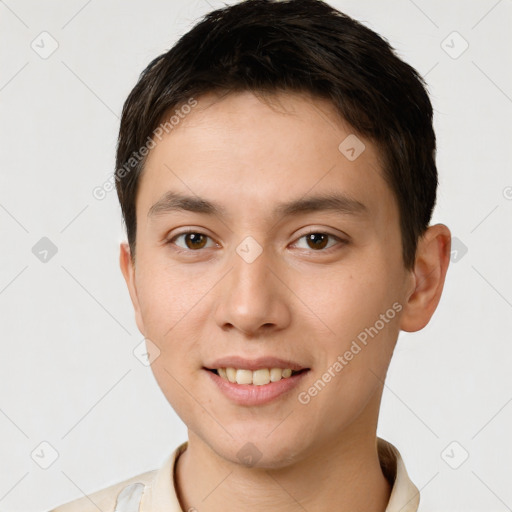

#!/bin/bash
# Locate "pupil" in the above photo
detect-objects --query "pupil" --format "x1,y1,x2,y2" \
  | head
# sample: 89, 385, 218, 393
186, 233, 206, 249
308, 233, 328, 250
183, 233, 328, 251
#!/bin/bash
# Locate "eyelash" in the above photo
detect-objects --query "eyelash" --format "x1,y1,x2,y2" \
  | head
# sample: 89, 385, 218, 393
166, 228, 348, 255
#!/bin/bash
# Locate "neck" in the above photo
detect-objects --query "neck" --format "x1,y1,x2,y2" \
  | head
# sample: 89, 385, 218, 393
175, 395, 391, 512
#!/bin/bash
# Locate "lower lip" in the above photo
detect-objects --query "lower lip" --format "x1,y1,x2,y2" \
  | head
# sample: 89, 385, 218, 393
204, 369, 309, 406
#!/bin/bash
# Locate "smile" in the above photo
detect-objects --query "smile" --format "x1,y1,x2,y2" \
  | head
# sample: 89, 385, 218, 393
212, 367, 305, 385
204, 366, 310, 406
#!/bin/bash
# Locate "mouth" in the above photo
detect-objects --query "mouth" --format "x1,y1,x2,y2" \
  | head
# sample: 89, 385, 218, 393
203, 364, 310, 406
202, 356, 310, 405
204, 367, 309, 385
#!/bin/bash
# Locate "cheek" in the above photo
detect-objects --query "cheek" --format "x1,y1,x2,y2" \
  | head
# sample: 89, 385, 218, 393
136, 260, 199, 336
149, 359, 203, 433
311, 263, 398, 330
134, 259, 210, 372
299, 271, 401, 422
303, 258, 402, 373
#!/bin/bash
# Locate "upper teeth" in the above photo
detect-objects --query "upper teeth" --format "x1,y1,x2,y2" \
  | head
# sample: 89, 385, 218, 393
217, 367, 294, 385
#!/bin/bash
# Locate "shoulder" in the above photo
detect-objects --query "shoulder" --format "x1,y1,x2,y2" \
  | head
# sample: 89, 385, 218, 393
49, 468, 157, 512
48, 441, 188, 512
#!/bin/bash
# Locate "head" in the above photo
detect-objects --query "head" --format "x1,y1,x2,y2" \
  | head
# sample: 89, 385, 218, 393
118, 0, 450, 467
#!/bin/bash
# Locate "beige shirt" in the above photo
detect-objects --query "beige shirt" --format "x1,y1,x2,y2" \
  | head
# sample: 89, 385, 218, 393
50, 437, 420, 511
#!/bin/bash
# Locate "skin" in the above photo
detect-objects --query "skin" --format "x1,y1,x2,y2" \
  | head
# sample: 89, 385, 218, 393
120, 90, 451, 512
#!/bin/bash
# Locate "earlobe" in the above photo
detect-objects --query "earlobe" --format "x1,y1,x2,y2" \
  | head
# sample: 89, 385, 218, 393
399, 224, 451, 332
119, 242, 146, 336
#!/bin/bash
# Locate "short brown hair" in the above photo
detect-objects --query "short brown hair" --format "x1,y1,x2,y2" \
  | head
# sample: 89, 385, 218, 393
115, 0, 437, 269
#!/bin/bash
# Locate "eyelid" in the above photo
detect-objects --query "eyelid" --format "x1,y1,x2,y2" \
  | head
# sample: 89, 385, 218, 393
167, 228, 218, 251
167, 227, 348, 254
291, 228, 348, 252
296, 226, 349, 240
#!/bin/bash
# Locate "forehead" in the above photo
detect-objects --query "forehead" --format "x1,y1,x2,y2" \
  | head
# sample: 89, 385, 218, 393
136, 90, 396, 228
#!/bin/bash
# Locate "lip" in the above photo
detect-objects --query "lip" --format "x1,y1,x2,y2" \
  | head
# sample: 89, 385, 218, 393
204, 367, 310, 406
205, 356, 307, 372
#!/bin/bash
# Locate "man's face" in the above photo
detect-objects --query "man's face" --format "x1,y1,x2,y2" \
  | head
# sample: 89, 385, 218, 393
121, 90, 415, 467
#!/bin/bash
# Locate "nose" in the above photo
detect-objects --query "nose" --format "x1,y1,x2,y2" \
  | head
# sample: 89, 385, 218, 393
213, 245, 292, 337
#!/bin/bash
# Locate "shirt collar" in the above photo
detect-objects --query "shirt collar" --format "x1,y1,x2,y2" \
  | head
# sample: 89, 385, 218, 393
141, 437, 420, 512
378, 437, 420, 512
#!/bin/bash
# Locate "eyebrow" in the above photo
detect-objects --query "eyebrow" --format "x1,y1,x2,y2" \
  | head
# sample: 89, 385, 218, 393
147, 191, 368, 220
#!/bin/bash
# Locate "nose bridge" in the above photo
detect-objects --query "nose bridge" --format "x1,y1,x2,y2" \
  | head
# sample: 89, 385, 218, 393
230, 241, 274, 310
215, 240, 289, 334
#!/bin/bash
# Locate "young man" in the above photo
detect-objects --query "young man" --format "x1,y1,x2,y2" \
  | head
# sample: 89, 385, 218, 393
52, 0, 450, 510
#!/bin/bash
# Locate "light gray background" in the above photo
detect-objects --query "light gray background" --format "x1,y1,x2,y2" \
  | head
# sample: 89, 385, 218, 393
1, 1, 511, 511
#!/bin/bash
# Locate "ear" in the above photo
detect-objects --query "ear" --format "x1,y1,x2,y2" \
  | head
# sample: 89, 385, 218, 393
119, 242, 146, 336
400, 224, 451, 332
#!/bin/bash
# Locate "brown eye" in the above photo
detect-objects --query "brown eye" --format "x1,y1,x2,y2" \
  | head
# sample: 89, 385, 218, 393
170, 231, 215, 251
294, 231, 342, 252
184, 233, 207, 250
305, 233, 329, 250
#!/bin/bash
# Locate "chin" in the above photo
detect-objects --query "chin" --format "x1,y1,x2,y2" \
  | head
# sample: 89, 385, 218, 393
210, 431, 311, 470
